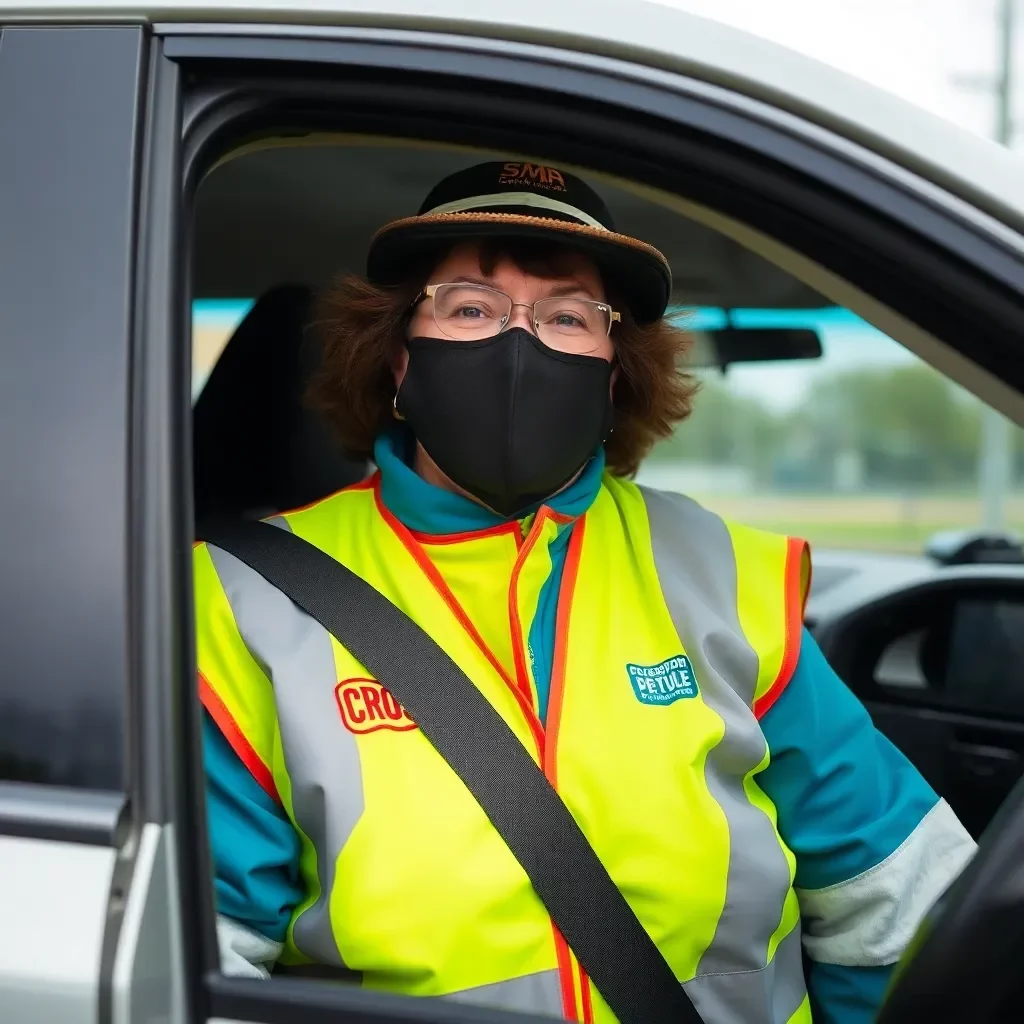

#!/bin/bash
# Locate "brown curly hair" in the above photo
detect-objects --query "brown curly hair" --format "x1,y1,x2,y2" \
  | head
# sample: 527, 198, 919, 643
307, 239, 698, 477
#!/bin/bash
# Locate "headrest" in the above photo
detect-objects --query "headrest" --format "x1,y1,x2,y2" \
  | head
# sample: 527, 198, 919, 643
193, 285, 368, 521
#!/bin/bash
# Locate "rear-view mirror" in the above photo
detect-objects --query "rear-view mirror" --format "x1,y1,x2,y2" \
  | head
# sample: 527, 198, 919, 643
688, 327, 823, 369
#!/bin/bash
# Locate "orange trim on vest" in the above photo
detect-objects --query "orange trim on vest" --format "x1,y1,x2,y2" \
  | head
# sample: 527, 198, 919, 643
553, 925, 580, 1021
753, 537, 809, 720
409, 522, 523, 546
508, 508, 557, 704
376, 477, 587, 1013
199, 670, 281, 805
543, 516, 586, 788
372, 476, 547, 754
535, 518, 590, 1021
578, 963, 594, 1024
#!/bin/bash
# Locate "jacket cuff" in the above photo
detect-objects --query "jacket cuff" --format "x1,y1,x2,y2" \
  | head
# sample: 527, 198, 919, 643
216, 914, 284, 979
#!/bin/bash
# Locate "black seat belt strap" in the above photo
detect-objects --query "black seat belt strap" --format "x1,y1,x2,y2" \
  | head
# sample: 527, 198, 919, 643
198, 519, 704, 1024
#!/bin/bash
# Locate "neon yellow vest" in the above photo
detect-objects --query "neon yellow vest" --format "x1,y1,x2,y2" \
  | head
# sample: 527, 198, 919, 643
195, 471, 811, 1023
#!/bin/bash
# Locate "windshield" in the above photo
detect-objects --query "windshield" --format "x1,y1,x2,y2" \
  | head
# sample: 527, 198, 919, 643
193, 301, 1023, 554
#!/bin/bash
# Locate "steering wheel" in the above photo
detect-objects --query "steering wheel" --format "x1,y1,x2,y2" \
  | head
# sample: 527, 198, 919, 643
876, 775, 1024, 1022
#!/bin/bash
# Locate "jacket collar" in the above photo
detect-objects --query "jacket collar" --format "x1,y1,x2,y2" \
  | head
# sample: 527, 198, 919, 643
374, 425, 604, 536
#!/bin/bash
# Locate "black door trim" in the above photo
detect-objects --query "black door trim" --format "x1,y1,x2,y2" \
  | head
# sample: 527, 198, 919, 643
155, 20, 1024, 240
207, 973, 561, 1024
161, 26, 1024, 283
129, 40, 218, 1024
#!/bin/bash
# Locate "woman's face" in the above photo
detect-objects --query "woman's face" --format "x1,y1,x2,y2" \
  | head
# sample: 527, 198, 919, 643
394, 242, 616, 389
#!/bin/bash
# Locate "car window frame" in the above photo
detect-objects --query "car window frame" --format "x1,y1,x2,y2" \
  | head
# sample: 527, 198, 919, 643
154, 24, 1024, 1024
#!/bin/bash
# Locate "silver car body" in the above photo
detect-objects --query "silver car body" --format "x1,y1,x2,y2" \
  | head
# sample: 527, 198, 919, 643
1, 3, 1023, 1023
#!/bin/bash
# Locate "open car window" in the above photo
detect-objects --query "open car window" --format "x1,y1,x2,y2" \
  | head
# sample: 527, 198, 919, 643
192, 139, 1024, 557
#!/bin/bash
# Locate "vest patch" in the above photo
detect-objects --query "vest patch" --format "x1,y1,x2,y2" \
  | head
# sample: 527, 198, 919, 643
626, 656, 698, 706
335, 679, 418, 734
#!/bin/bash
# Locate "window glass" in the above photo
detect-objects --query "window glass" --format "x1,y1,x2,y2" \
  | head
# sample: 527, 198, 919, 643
0, 24, 143, 792
639, 308, 1024, 554
193, 299, 253, 401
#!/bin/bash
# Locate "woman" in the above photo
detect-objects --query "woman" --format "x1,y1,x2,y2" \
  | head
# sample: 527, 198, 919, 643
195, 161, 975, 1024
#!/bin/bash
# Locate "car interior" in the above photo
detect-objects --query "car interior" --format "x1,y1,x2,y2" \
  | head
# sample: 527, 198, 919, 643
191, 139, 834, 513
192, 135, 1024, 815
190, 135, 1024, 1017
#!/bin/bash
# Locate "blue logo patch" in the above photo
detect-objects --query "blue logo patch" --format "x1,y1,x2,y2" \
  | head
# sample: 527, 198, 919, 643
627, 656, 699, 706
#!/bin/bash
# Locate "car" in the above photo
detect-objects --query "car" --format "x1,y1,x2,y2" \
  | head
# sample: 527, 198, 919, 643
3, 2, 1024, 1022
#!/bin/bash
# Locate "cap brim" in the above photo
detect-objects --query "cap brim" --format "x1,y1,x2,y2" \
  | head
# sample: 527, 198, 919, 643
367, 212, 672, 324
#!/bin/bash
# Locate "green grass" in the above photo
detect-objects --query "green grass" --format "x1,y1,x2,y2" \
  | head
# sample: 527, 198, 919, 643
750, 521, 981, 553
682, 493, 1024, 554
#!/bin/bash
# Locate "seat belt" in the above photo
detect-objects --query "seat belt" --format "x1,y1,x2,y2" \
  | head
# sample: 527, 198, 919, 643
198, 519, 704, 1024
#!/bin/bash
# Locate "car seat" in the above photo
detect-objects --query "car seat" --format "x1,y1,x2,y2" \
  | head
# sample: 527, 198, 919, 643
192, 284, 369, 522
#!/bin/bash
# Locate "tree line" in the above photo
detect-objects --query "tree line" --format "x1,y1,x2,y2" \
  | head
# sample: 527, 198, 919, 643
649, 364, 1023, 491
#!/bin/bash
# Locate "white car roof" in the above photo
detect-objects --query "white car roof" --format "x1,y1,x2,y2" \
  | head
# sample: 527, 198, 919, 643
6, 0, 1024, 231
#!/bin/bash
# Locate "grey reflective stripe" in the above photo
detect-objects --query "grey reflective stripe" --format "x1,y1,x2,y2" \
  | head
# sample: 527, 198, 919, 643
443, 969, 563, 1018
684, 922, 807, 1024
641, 486, 805, 1020
770, 924, 811, 1023
208, 524, 365, 974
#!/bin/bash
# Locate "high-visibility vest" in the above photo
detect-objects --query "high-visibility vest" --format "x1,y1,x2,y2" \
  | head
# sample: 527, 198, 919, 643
195, 471, 811, 1024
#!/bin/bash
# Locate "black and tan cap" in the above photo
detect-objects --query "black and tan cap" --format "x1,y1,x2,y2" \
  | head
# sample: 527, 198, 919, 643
367, 160, 672, 324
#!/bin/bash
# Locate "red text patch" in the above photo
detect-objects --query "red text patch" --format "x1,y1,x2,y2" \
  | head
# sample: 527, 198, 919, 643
335, 679, 417, 735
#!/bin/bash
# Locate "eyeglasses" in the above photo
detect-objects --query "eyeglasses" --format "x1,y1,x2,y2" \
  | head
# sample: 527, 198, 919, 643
417, 283, 620, 353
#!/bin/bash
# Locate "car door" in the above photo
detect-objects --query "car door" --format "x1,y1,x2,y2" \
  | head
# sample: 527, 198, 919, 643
7, 8, 1024, 1024
0, 22, 188, 1024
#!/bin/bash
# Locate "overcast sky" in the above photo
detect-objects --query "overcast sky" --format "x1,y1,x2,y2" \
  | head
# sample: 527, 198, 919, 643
657, 0, 1022, 145
645, 1, 1023, 410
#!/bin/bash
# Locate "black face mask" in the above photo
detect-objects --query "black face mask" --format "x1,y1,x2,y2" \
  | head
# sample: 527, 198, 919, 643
396, 328, 613, 517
